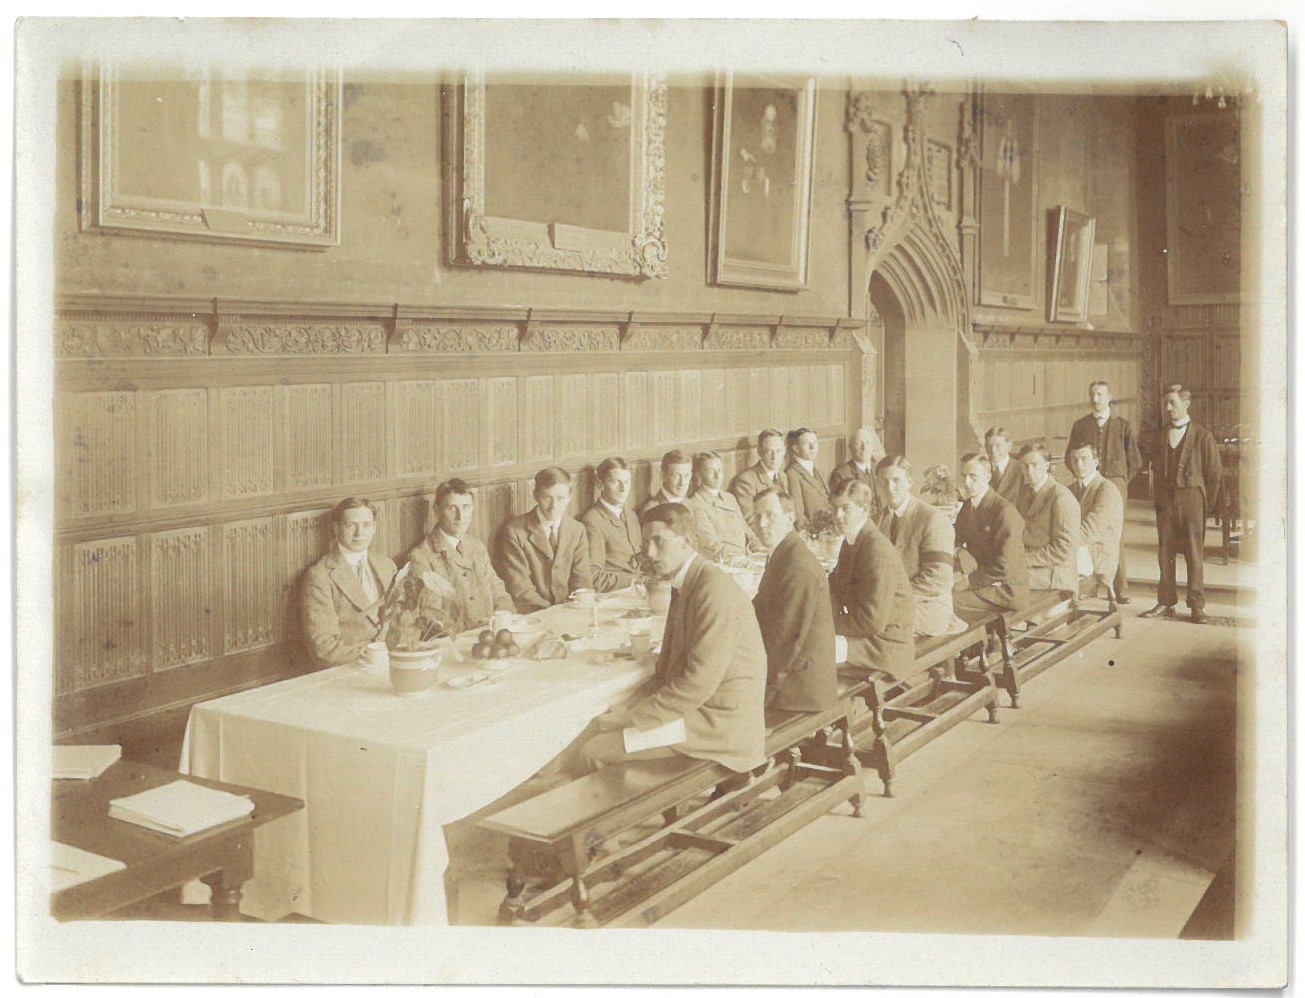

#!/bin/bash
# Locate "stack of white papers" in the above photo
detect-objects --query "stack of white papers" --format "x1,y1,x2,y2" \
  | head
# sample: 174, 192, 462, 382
623, 717, 687, 753
108, 780, 254, 837
52, 744, 121, 780
50, 841, 127, 892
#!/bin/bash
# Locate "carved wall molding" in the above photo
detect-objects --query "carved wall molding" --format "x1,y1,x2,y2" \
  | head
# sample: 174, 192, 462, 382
974, 325, 1147, 354
622, 325, 703, 352
774, 327, 830, 350
522, 326, 621, 352
58, 320, 210, 358
394, 324, 520, 353
221, 323, 387, 355
704, 326, 770, 351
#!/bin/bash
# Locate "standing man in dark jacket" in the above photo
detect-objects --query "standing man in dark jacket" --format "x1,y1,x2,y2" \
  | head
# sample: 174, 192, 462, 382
953, 453, 1031, 614
1140, 385, 1222, 624
784, 427, 832, 533
750, 486, 838, 712
1066, 380, 1142, 602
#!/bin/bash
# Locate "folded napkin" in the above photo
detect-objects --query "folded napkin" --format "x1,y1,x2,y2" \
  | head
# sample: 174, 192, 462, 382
109, 780, 254, 837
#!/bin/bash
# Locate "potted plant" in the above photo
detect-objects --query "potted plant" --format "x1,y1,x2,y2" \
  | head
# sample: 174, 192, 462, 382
921, 464, 960, 515
804, 507, 843, 562
629, 552, 672, 616
378, 566, 460, 696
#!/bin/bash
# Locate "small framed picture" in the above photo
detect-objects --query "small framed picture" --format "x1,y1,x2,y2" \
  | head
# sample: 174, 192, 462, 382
1048, 206, 1096, 323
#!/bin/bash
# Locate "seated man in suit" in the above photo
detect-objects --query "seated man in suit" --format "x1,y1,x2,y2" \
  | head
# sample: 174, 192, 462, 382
579, 503, 768, 774
640, 449, 694, 514
827, 480, 915, 681
953, 453, 1030, 614
730, 428, 788, 519
580, 456, 642, 593
784, 427, 832, 532
301, 497, 398, 668
1017, 443, 1081, 592
875, 455, 959, 637
829, 426, 882, 503
404, 478, 512, 632
495, 466, 593, 612
985, 426, 1028, 511
1067, 442, 1126, 598
689, 451, 764, 563
751, 487, 838, 712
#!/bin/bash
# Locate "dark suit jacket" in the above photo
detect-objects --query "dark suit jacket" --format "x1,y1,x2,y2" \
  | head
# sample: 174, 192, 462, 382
752, 531, 838, 712
626, 557, 768, 773
954, 489, 1031, 611
580, 501, 642, 592
784, 461, 831, 532
876, 496, 955, 636
494, 512, 593, 612
729, 462, 788, 520
301, 548, 398, 668
990, 458, 1028, 512
1156, 422, 1222, 513
828, 523, 915, 680
828, 460, 875, 499
1066, 412, 1142, 486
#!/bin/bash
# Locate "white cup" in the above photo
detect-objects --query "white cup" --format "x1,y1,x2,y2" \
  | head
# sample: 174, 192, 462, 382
629, 628, 651, 657
363, 641, 389, 670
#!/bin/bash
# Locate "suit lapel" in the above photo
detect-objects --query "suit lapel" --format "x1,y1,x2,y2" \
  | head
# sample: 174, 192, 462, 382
328, 551, 373, 612
528, 515, 554, 563
369, 552, 396, 593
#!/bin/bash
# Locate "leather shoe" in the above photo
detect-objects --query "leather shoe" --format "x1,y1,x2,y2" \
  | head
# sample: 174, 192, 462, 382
1139, 604, 1176, 619
1115, 595, 1133, 606
1190, 608, 1209, 625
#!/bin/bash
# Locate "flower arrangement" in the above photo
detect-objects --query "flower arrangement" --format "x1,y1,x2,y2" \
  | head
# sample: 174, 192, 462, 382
803, 506, 839, 542
921, 464, 959, 507
378, 565, 461, 652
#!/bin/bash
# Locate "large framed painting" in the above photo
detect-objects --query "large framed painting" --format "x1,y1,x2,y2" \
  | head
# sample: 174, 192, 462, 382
1048, 206, 1096, 323
710, 72, 817, 291
1165, 112, 1242, 305
446, 73, 668, 279
79, 65, 341, 247
977, 91, 1039, 309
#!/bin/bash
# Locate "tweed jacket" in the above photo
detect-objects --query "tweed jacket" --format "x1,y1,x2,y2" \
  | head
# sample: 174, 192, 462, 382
954, 488, 1031, 611
784, 461, 832, 532
404, 529, 512, 632
1021, 479, 1082, 591
990, 458, 1029, 512
688, 487, 763, 563
1155, 421, 1223, 512
752, 530, 839, 712
1066, 412, 1142, 485
827, 522, 915, 681
301, 547, 398, 668
1071, 473, 1125, 585
579, 501, 642, 593
494, 511, 593, 612
639, 488, 691, 516
875, 496, 956, 637
626, 557, 768, 773
729, 462, 788, 519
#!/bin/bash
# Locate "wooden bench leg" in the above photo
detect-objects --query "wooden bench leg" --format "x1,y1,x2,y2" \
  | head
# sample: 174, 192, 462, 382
864, 681, 895, 798
499, 868, 528, 925
564, 836, 597, 928
200, 869, 248, 922
991, 620, 1020, 709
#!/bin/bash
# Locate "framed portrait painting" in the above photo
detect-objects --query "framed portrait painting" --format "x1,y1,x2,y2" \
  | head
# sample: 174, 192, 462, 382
977, 90, 1039, 309
1048, 206, 1096, 323
710, 72, 817, 291
445, 73, 668, 279
79, 65, 341, 248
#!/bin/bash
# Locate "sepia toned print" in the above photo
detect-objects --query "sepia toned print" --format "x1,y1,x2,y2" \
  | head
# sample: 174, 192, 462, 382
16, 16, 1286, 988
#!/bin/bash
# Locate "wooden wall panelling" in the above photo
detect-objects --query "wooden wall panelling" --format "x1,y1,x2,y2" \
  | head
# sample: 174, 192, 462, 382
220, 386, 275, 499
523, 375, 556, 463
829, 362, 846, 427
148, 388, 210, 507
701, 368, 726, 442
340, 381, 389, 485
590, 372, 620, 457
556, 373, 590, 461
678, 370, 702, 444
59, 536, 146, 693
726, 368, 750, 438
623, 371, 650, 451
221, 516, 281, 656
443, 378, 481, 473
60, 390, 140, 519
768, 367, 790, 432
148, 526, 212, 672
485, 376, 519, 469
394, 380, 439, 479
650, 370, 677, 447
281, 383, 334, 492
394, 493, 432, 559
475, 481, 518, 549
285, 507, 334, 638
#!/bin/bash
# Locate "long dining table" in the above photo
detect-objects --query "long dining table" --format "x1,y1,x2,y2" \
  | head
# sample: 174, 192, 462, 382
179, 588, 682, 926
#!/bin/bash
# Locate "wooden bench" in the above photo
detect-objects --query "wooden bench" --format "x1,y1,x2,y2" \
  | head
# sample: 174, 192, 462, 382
991, 588, 1123, 706
480, 682, 873, 928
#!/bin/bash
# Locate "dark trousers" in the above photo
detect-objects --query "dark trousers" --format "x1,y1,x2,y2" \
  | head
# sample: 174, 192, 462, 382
1155, 489, 1207, 609
1107, 475, 1130, 596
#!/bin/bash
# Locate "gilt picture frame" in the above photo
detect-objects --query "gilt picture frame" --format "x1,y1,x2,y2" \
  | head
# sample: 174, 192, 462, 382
710, 71, 817, 291
79, 65, 341, 248
1048, 205, 1096, 323
976, 90, 1040, 309
445, 72, 668, 279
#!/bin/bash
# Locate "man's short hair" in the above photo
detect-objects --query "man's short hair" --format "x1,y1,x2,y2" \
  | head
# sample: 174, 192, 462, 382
1067, 442, 1100, 463
693, 450, 723, 475
640, 502, 696, 537
434, 478, 474, 507
1089, 380, 1110, 393
534, 466, 572, 491
596, 456, 629, 481
788, 427, 815, 448
332, 497, 377, 526
984, 426, 1009, 443
960, 452, 992, 472
752, 485, 795, 516
1017, 443, 1048, 461
875, 454, 913, 478
1165, 383, 1193, 404
660, 449, 692, 471
830, 479, 874, 511
757, 428, 784, 449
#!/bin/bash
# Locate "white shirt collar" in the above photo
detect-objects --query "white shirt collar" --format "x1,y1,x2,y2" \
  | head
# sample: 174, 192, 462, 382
994, 457, 1009, 475
436, 527, 461, 550
853, 460, 869, 473
1034, 475, 1053, 494
599, 498, 625, 519
1094, 411, 1110, 426
1078, 470, 1101, 489
537, 508, 562, 533
338, 545, 369, 568
1171, 419, 1191, 429
968, 486, 990, 506
890, 497, 910, 518
670, 552, 698, 590
660, 488, 686, 505
795, 457, 815, 474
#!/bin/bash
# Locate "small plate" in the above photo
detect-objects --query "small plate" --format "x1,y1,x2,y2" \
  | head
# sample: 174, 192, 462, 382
479, 657, 517, 673
444, 672, 495, 690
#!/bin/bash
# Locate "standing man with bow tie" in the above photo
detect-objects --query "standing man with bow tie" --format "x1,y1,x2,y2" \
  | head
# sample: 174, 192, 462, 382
1066, 380, 1142, 603
495, 466, 593, 612
300, 497, 397, 668
729, 429, 788, 520
1140, 385, 1222, 624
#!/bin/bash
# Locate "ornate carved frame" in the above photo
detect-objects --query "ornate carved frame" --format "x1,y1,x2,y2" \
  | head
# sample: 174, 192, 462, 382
1048, 206, 1097, 323
710, 72, 818, 291
79, 66, 342, 248
445, 74, 668, 279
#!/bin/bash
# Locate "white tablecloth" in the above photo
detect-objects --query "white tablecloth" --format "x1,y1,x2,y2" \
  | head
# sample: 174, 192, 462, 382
180, 593, 659, 926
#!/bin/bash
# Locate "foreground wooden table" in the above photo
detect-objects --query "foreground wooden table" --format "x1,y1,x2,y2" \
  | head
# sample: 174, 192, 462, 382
51, 760, 302, 921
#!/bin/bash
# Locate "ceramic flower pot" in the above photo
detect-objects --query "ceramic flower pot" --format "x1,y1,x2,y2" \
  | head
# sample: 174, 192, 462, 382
387, 646, 445, 697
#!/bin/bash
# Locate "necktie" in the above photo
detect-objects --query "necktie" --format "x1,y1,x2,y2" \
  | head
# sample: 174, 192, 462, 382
549, 524, 559, 555
357, 559, 378, 603
891, 515, 900, 545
